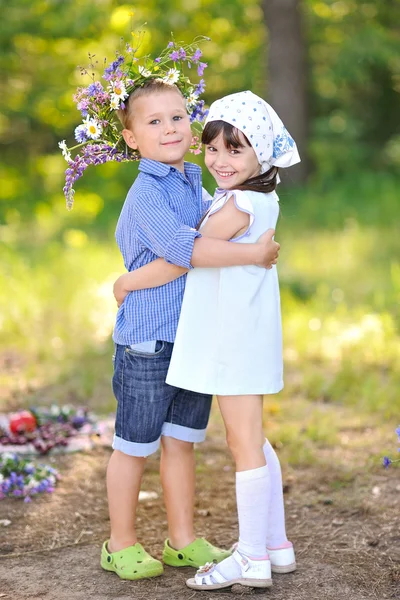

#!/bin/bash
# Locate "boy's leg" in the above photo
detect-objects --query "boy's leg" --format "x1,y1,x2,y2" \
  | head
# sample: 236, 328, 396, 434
107, 450, 146, 552
103, 342, 175, 579
161, 388, 231, 567
160, 436, 195, 549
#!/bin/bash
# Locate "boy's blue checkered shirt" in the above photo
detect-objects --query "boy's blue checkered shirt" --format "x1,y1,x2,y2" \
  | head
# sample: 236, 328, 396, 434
113, 158, 210, 345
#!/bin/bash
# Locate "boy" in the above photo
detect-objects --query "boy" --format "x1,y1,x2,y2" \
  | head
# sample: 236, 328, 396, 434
101, 79, 280, 580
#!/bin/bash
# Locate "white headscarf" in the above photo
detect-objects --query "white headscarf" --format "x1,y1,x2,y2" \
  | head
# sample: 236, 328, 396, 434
205, 90, 300, 174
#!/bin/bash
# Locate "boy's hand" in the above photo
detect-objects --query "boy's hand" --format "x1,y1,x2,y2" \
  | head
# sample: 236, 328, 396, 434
256, 228, 280, 269
113, 273, 130, 307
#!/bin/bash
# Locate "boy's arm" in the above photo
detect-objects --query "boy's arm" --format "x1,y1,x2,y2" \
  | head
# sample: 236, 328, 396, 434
114, 197, 278, 304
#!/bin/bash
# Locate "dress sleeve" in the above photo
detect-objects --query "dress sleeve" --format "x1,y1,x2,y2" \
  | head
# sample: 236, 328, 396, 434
206, 190, 255, 238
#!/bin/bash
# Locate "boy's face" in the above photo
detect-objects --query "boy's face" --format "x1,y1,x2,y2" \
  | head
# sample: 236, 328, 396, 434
122, 89, 192, 171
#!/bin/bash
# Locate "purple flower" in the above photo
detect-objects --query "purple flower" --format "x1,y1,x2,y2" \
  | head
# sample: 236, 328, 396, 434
383, 456, 392, 468
87, 82, 103, 97
170, 51, 180, 61
13, 489, 23, 497
192, 49, 202, 62
154, 57, 161, 63
74, 124, 88, 143
179, 48, 186, 59
167, 42, 174, 48
195, 79, 206, 95
24, 496, 32, 503
103, 55, 124, 80
396, 426, 400, 439
197, 62, 208, 76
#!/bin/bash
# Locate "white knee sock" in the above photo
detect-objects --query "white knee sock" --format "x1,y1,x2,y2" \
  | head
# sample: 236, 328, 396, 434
263, 438, 289, 548
236, 464, 270, 557
215, 464, 270, 582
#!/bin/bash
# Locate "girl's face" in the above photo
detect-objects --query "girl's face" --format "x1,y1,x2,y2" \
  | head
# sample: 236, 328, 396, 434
204, 130, 261, 189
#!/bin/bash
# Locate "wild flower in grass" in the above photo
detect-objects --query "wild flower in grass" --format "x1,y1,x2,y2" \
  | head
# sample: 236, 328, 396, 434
0, 454, 60, 502
169, 51, 180, 61
382, 425, 400, 468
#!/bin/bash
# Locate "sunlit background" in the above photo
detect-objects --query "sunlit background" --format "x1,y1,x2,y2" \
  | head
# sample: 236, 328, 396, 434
1, 0, 399, 466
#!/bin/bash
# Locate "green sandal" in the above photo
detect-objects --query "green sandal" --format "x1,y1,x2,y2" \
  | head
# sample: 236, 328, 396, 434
162, 537, 231, 568
101, 541, 164, 580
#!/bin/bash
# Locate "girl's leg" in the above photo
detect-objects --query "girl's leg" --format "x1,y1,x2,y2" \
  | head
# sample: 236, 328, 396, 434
191, 394, 272, 587
160, 437, 196, 549
218, 394, 268, 558
262, 437, 289, 548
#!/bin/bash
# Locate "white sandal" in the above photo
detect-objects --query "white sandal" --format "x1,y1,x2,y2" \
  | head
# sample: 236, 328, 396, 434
230, 541, 296, 574
186, 549, 272, 590
267, 544, 296, 573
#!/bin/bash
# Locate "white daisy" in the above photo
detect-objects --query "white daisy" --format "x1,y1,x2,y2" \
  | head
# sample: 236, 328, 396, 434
186, 92, 199, 108
110, 96, 121, 110
163, 68, 180, 85
139, 66, 152, 78
84, 118, 102, 140
58, 140, 72, 162
108, 80, 128, 101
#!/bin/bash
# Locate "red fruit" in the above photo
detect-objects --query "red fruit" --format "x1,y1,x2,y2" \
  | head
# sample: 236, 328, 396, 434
9, 411, 37, 434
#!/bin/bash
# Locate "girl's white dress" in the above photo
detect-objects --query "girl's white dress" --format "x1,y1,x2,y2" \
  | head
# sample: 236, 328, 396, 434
166, 189, 283, 396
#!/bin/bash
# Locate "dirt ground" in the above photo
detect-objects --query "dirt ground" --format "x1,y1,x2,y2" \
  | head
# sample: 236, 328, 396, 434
0, 417, 399, 600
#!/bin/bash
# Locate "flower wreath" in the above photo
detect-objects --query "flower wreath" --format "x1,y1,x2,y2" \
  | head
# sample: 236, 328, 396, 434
59, 31, 210, 209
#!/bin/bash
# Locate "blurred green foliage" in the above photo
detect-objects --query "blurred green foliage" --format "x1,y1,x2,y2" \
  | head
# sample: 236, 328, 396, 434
1, 0, 399, 229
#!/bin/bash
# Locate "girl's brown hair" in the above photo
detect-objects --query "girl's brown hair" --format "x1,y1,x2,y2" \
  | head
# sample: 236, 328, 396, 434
201, 120, 278, 193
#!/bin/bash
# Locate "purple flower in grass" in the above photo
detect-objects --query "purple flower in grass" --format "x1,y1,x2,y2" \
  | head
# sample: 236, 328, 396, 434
13, 489, 23, 497
154, 57, 161, 63
383, 456, 392, 468
170, 51, 180, 61
167, 42, 174, 48
179, 48, 186, 59
396, 426, 400, 440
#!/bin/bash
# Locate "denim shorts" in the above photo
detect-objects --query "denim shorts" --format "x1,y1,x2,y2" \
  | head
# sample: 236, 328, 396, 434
112, 342, 212, 457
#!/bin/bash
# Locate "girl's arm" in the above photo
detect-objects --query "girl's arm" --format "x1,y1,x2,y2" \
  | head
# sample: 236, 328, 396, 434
114, 198, 273, 305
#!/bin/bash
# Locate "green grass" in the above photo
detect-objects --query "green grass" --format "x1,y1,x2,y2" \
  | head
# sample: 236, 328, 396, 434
1, 173, 399, 467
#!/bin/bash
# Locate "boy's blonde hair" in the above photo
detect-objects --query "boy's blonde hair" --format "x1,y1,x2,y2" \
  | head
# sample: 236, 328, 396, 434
116, 79, 185, 130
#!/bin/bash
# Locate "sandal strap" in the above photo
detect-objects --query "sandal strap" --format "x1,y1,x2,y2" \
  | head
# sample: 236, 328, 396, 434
233, 549, 251, 573
195, 565, 226, 585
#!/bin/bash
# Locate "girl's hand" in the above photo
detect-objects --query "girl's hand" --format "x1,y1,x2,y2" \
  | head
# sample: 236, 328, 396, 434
256, 229, 280, 269
113, 273, 130, 307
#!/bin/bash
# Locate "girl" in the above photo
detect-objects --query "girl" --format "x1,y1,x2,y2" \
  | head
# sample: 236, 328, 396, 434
113, 90, 300, 590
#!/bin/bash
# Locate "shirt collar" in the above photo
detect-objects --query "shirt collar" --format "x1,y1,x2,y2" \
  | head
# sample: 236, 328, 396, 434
139, 158, 201, 178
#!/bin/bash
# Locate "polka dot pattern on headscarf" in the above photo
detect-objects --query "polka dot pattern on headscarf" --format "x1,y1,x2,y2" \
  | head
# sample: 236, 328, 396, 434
205, 90, 300, 173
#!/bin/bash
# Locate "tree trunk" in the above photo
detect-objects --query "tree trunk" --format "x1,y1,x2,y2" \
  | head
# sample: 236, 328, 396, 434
262, 0, 309, 183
